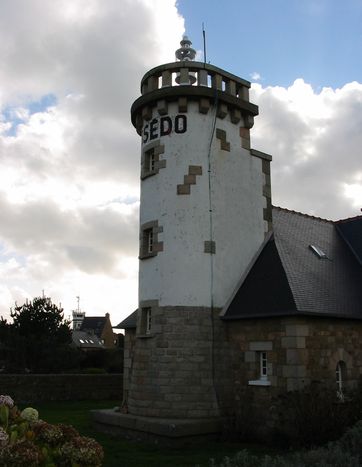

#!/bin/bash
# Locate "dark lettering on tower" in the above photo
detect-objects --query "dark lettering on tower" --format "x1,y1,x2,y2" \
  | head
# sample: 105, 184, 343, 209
143, 115, 187, 144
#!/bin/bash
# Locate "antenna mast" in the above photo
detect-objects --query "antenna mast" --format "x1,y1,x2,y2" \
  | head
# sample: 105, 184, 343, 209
202, 22, 207, 64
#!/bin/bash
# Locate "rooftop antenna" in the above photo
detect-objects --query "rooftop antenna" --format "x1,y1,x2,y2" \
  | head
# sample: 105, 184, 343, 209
76, 296, 80, 312
202, 22, 207, 64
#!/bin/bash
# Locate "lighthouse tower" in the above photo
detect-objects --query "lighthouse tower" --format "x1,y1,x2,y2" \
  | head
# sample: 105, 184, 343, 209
128, 37, 272, 422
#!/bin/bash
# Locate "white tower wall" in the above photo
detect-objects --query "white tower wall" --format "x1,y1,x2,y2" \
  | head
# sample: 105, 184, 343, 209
139, 101, 267, 308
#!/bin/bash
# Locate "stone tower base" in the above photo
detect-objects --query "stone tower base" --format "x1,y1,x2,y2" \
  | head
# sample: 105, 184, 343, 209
91, 410, 226, 446
127, 305, 224, 419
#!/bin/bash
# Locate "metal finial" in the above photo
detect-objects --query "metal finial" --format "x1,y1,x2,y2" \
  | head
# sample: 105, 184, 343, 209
175, 35, 196, 62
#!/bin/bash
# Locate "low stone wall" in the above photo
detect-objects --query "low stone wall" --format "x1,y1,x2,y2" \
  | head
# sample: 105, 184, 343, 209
0, 374, 123, 403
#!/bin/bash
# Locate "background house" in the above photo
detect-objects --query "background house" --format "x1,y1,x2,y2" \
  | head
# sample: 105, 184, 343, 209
72, 312, 118, 349
71, 330, 105, 351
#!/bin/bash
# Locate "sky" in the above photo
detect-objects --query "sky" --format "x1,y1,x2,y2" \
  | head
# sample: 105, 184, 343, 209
0, 0, 361, 325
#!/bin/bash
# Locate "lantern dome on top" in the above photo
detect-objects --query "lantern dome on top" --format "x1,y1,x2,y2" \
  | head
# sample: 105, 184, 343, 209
175, 35, 196, 61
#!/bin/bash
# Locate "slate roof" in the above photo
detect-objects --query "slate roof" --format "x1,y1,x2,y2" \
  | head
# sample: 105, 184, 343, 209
335, 216, 362, 266
115, 310, 137, 329
80, 317, 107, 337
223, 207, 362, 320
72, 330, 105, 349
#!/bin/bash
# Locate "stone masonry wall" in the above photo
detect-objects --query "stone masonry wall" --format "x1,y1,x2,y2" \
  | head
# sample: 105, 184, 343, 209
123, 329, 136, 404
128, 306, 221, 419
225, 316, 362, 434
0, 374, 123, 404
305, 318, 362, 389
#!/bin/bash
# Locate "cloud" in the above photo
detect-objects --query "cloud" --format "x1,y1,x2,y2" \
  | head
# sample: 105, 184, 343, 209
0, 192, 139, 275
0, 0, 184, 321
250, 79, 362, 219
250, 72, 262, 81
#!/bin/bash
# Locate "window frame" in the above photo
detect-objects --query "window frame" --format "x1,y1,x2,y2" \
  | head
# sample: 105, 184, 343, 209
336, 360, 346, 400
145, 308, 152, 335
248, 350, 271, 386
144, 228, 154, 255
138, 306, 153, 337
139, 221, 163, 260
259, 351, 268, 381
145, 148, 156, 175
141, 141, 165, 180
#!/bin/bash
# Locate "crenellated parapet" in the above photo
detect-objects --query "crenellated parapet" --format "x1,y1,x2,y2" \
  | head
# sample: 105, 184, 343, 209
131, 61, 259, 134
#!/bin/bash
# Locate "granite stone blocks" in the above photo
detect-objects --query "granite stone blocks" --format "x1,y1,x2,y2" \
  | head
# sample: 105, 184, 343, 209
127, 306, 222, 419
216, 128, 230, 151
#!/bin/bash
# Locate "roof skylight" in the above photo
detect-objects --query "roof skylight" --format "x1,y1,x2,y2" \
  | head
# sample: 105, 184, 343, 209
309, 244, 328, 259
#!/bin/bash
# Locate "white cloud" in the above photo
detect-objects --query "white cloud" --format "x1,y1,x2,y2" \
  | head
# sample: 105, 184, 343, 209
250, 79, 362, 219
250, 71, 261, 81
0, 0, 184, 323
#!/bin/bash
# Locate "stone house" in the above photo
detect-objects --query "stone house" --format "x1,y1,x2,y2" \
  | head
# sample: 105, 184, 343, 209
218, 208, 362, 433
74, 313, 118, 349
117, 210, 362, 431
96, 37, 362, 442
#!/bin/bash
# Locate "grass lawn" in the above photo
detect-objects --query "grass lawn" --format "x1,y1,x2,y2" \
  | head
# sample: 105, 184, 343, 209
34, 400, 280, 467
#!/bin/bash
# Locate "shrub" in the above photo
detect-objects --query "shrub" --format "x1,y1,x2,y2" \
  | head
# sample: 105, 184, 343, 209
79, 348, 123, 374
208, 446, 360, 467
0, 394, 103, 466
208, 420, 362, 467
336, 419, 362, 459
0, 439, 42, 467
271, 380, 362, 448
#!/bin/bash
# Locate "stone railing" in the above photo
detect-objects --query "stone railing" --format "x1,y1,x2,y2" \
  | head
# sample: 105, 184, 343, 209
131, 62, 259, 133
140, 61, 251, 101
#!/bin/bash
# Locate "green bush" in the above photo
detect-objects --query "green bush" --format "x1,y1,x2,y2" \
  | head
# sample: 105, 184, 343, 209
209, 420, 362, 467
209, 445, 361, 467
79, 348, 123, 373
337, 420, 362, 459
271, 380, 362, 448
208, 446, 360, 467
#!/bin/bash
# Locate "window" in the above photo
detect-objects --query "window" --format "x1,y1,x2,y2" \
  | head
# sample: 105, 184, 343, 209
248, 350, 271, 386
309, 244, 328, 259
145, 308, 152, 334
139, 307, 152, 336
336, 361, 346, 400
145, 148, 155, 173
259, 351, 268, 381
139, 221, 163, 259
141, 142, 166, 179
145, 228, 153, 254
